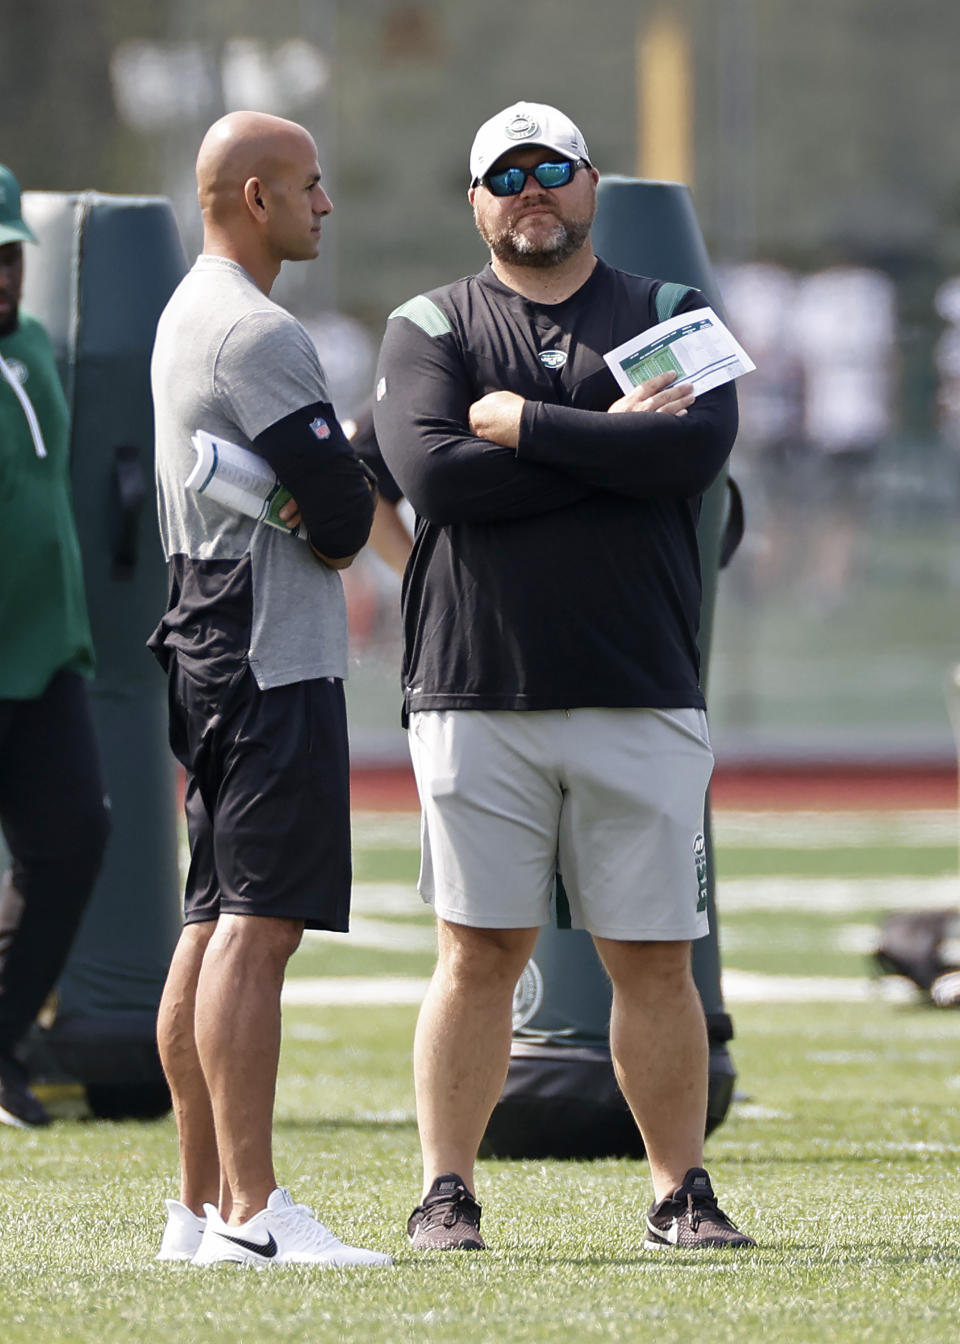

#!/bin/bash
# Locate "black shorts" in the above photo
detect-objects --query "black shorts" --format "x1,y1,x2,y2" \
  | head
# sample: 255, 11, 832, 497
167, 657, 351, 930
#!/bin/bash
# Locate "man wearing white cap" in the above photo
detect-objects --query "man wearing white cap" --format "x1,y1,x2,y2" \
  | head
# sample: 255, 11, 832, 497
374, 102, 754, 1253
0, 164, 110, 1129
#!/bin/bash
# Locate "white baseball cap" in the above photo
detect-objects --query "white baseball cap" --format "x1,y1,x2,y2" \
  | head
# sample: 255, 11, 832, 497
469, 102, 592, 186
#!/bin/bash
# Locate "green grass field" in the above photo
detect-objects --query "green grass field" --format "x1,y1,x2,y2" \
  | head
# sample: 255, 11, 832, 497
2, 808, 960, 1343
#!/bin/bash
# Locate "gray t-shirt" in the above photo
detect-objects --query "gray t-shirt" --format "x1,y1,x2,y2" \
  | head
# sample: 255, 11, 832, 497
151, 255, 348, 688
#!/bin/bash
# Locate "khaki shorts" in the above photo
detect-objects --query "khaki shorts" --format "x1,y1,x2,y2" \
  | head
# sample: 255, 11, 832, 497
407, 707, 713, 941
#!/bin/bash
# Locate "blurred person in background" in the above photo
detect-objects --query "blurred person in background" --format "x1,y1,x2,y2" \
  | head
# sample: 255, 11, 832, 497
0, 163, 110, 1129
342, 402, 412, 579
337, 403, 412, 655
149, 112, 391, 1269
374, 101, 754, 1255
934, 276, 960, 457
718, 260, 805, 596
793, 260, 897, 606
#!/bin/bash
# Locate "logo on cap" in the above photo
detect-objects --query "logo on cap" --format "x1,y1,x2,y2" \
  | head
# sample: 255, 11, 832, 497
539, 350, 567, 369
504, 114, 540, 141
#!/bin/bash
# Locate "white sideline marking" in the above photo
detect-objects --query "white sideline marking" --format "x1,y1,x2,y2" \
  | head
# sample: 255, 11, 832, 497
302, 916, 435, 952
713, 809, 958, 848
282, 976, 429, 1006
280, 869, 957, 1006
351, 809, 960, 850
721, 875, 958, 912
721, 970, 916, 1003
281, 971, 914, 1007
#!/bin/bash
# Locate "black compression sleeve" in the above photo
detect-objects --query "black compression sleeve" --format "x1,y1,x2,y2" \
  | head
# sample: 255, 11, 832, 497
254, 401, 375, 558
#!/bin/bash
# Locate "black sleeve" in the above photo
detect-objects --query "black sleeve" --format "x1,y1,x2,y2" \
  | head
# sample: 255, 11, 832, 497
518, 379, 738, 500
373, 316, 593, 526
516, 288, 738, 500
254, 400, 375, 559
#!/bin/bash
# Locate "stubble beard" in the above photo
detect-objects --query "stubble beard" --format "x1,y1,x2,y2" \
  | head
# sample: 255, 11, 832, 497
477, 206, 594, 270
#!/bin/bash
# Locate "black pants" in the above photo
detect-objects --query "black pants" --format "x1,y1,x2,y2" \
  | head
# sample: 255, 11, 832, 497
0, 670, 110, 1057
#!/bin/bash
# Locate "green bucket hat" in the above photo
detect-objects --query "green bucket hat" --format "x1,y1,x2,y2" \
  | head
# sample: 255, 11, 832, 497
0, 164, 38, 246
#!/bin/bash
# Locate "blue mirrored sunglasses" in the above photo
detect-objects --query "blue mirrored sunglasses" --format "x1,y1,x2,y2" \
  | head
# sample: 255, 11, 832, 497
481, 158, 586, 197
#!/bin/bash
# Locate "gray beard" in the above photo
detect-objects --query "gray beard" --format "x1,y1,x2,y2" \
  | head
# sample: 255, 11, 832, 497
480, 215, 593, 270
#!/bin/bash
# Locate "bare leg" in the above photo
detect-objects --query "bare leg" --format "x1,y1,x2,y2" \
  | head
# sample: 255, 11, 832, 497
593, 937, 708, 1201
193, 913, 303, 1224
157, 921, 218, 1214
414, 919, 538, 1197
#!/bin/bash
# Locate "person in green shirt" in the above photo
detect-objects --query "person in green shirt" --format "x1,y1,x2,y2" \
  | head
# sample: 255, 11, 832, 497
0, 163, 110, 1128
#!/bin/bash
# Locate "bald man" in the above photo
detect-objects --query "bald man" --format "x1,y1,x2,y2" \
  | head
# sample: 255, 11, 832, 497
149, 112, 391, 1268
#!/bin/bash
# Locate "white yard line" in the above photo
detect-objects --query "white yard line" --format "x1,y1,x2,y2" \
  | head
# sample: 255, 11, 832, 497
283, 976, 429, 1005
352, 808, 960, 849
720, 874, 958, 912
281, 970, 915, 1006
713, 810, 959, 849
720, 970, 916, 1003
283, 852, 959, 1006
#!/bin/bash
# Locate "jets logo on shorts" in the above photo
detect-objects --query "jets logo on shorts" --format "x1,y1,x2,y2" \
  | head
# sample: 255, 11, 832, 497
539, 349, 567, 369
693, 833, 708, 913
310, 416, 331, 440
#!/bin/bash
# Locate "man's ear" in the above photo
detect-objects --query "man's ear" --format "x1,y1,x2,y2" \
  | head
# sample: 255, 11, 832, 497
244, 178, 266, 217
467, 185, 477, 206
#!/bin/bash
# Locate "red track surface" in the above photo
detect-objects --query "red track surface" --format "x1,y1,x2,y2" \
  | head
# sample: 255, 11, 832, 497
350, 762, 959, 812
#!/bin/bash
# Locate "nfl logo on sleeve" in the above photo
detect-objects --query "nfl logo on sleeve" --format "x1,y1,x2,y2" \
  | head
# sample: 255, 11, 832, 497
310, 416, 331, 440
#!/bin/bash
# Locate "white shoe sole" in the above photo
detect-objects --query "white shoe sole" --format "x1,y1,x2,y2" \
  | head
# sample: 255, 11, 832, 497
192, 1238, 393, 1269
0, 1104, 35, 1129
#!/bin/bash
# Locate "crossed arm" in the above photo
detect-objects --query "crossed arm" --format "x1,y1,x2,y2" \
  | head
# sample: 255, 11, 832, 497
469, 370, 696, 445
373, 319, 738, 526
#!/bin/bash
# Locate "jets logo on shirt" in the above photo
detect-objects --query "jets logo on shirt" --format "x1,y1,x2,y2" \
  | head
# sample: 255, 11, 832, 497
309, 416, 331, 440
539, 350, 566, 370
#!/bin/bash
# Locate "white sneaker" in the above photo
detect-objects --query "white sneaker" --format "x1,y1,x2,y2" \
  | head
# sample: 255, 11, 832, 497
156, 1199, 207, 1261
192, 1187, 394, 1268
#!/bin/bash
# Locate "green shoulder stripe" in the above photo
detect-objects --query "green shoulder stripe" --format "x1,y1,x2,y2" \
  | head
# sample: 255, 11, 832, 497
655, 281, 695, 323
388, 294, 453, 337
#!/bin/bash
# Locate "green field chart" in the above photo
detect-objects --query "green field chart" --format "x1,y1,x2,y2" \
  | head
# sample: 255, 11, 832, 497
619, 316, 711, 387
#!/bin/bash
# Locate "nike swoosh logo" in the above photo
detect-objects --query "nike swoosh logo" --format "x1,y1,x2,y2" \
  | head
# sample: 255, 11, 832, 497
646, 1216, 680, 1245
218, 1230, 279, 1258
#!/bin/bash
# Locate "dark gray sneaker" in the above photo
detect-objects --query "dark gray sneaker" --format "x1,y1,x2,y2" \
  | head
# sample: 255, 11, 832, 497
0, 1055, 51, 1129
644, 1168, 754, 1250
407, 1173, 485, 1250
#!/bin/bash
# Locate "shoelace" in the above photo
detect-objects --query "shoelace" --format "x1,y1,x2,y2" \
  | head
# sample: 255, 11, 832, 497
421, 1190, 477, 1230
685, 1191, 734, 1234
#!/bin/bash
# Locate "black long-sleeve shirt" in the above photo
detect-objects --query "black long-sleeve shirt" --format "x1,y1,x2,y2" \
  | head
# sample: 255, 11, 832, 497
373, 258, 738, 721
